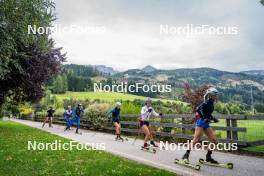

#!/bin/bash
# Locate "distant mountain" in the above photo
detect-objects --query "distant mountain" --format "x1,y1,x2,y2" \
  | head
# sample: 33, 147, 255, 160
142, 65, 157, 73
91, 65, 119, 76
241, 70, 264, 76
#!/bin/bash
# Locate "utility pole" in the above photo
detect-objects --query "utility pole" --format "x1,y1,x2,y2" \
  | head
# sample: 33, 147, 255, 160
251, 85, 254, 114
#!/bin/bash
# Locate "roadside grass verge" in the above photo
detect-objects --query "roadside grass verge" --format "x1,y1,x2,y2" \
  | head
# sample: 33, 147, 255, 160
0, 121, 176, 176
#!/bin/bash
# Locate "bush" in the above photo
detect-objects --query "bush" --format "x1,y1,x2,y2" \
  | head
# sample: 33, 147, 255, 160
82, 103, 112, 128
35, 111, 47, 118
84, 103, 112, 117
121, 101, 141, 114
54, 108, 65, 117
19, 104, 33, 118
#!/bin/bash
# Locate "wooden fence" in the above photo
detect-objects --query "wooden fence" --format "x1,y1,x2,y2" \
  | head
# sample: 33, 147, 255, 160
30, 114, 264, 148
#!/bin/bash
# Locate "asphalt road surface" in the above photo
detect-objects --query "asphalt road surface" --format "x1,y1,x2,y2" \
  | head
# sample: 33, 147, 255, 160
12, 119, 264, 176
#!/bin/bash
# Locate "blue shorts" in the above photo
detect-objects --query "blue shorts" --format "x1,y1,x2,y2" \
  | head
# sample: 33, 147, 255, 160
196, 118, 210, 129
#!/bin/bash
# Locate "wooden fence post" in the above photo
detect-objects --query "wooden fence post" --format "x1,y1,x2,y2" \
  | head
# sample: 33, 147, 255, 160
231, 119, 238, 140
226, 118, 231, 139
182, 116, 186, 134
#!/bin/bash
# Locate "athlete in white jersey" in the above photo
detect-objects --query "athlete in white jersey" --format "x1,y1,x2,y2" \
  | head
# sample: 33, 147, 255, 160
139, 97, 162, 148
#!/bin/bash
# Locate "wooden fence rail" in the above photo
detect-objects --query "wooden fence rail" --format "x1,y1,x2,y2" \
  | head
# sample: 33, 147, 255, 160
27, 113, 264, 148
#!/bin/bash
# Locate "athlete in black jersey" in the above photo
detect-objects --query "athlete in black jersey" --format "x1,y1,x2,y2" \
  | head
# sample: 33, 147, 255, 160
42, 107, 55, 128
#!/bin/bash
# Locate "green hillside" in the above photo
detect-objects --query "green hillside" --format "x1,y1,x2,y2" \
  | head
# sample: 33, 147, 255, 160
54, 91, 181, 103
113, 67, 264, 108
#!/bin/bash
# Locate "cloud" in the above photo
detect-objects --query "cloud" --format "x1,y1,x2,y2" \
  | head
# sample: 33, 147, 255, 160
53, 0, 264, 72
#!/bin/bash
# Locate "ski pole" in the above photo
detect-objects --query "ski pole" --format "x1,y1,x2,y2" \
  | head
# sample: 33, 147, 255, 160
132, 124, 141, 145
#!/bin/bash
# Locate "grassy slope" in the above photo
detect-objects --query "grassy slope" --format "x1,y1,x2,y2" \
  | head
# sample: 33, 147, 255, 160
0, 121, 176, 176
54, 91, 146, 101
54, 91, 184, 104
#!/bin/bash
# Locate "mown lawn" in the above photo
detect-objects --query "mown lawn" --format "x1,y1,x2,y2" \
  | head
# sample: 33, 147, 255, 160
0, 121, 176, 176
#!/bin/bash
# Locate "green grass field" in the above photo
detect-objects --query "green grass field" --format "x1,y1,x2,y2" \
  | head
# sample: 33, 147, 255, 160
213, 120, 264, 141
54, 91, 146, 101
0, 120, 176, 176
213, 119, 264, 152
54, 91, 183, 104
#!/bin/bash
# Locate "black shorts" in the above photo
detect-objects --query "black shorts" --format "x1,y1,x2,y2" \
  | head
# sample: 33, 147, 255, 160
140, 121, 149, 127
112, 119, 120, 124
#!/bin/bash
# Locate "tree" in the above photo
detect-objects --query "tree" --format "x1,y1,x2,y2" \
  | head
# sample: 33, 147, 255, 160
261, 0, 264, 6
182, 83, 210, 112
52, 74, 68, 94
254, 103, 264, 113
0, 0, 66, 108
53, 75, 63, 94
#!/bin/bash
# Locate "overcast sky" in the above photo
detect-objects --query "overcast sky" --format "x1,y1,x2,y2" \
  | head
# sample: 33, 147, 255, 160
53, 0, 264, 72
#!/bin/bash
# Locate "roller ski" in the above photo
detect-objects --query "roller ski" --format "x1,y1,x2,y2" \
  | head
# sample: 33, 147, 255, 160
64, 127, 71, 131
174, 152, 200, 171
199, 158, 233, 169
75, 132, 82, 135
174, 158, 201, 171
141, 143, 156, 154
115, 136, 124, 142
115, 136, 128, 142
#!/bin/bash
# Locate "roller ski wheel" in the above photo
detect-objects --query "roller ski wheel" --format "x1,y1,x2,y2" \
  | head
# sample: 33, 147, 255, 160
174, 158, 201, 171
141, 146, 156, 154
199, 158, 233, 169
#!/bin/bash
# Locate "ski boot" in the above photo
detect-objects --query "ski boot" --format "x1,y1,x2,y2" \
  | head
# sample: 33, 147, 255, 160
182, 151, 190, 163
150, 140, 158, 148
141, 143, 156, 153
174, 151, 201, 171
206, 155, 218, 164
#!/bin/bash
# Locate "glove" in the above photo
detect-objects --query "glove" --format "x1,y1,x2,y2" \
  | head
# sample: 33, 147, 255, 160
204, 118, 210, 123
159, 113, 163, 116
148, 108, 152, 113
138, 118, 143, 122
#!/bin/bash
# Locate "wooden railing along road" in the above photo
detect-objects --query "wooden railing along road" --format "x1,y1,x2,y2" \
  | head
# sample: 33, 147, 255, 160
26, 114, 264, 148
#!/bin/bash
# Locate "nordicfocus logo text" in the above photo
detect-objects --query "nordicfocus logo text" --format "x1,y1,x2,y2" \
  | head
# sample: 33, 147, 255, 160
28, 140, 105, 151
160, 141, 238, 151
94, 82, 172, 93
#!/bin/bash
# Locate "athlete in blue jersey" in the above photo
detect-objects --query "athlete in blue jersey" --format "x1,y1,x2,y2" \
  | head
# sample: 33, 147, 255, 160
180, 87, 219, 164
107, 102, 123, 140
64, 106, 73, 131
70, 104, 84, 134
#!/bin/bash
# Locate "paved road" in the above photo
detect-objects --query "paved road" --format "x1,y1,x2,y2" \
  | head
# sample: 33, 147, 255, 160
12, 119, 264, 176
